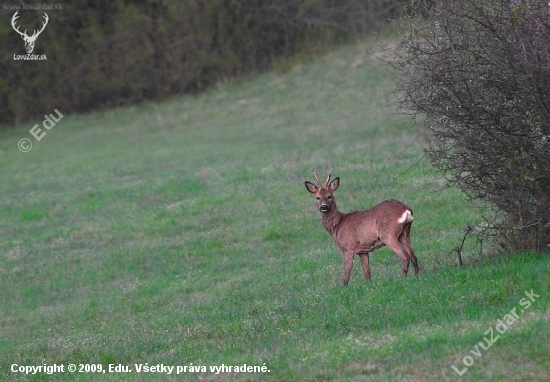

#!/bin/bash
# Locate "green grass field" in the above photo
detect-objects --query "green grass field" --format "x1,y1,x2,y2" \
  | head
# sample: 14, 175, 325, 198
1, 41, 549, 381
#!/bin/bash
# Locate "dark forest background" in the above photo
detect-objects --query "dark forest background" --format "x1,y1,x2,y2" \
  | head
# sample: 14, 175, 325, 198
0, 0, 406, 125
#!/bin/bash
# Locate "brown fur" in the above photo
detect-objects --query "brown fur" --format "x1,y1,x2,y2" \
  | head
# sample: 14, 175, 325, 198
305, 172, 420, 285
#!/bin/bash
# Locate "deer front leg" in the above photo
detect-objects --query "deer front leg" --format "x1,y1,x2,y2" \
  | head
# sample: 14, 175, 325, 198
342, 251, 354, 286
359, 253, 371, 281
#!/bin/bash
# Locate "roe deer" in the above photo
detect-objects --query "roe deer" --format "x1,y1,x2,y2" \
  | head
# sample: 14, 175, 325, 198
305, 171, 419, 285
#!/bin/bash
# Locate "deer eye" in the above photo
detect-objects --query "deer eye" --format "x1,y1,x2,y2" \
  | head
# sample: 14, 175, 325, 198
327, 195, 332, 200
316, 196, 320, 200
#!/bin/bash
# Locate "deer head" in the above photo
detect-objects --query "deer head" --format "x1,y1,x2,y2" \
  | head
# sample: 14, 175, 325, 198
11, 11, 49, 54
304, 171, 340, 213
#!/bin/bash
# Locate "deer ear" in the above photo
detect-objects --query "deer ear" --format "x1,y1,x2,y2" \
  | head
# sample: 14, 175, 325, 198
305, 181, 318, 194
329, 177, 340, 191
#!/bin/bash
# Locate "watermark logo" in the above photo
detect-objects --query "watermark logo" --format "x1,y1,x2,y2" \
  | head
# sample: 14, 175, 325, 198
18, 109, 63, 152
451, 289, 540, 376
18, 138, 32, 152
11, 11, 48, 60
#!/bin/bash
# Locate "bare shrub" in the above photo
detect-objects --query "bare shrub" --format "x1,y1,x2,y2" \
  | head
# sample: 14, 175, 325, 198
394, 1, 550, 254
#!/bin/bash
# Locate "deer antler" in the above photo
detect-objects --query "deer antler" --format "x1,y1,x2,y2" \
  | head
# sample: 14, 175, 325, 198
313, 172, 322, 187
30, 13, 49, 38
324, 170, 332, 187
11, 11, 27, 38
11, 12, 48, 39
313, 170, 333, 187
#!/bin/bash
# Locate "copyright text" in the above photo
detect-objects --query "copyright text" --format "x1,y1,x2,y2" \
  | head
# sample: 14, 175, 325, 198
11, 363, 271, 375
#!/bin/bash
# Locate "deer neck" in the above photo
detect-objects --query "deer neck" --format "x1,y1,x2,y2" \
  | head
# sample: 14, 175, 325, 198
320, 205, 344, 235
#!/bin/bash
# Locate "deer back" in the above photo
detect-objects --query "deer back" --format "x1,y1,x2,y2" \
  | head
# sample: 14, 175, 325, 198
332, 199, 412, 252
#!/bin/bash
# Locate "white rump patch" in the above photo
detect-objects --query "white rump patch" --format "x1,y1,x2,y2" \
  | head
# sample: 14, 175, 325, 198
398, 210, 413, 224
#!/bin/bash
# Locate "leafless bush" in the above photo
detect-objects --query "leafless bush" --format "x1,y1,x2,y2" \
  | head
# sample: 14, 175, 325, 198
394, 1, 550, 254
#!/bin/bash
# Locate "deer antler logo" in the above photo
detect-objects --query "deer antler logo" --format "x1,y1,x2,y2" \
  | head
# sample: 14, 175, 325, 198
11, 11, 49, 54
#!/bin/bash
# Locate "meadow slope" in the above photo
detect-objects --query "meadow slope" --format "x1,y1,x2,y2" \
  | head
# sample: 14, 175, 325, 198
1, 42, 549, 381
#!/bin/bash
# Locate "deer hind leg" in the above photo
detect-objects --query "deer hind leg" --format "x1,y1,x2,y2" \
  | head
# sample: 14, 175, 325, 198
383, 235, 411, 277
358, 253, 371, 281
399, 223, 420, 275
342, 251, 354, 286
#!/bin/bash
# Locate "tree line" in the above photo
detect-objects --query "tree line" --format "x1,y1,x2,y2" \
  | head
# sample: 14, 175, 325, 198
0, 0, 405, 125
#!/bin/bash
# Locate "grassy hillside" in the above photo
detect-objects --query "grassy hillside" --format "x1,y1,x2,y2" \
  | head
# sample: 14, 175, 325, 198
1, 41, 549, 381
